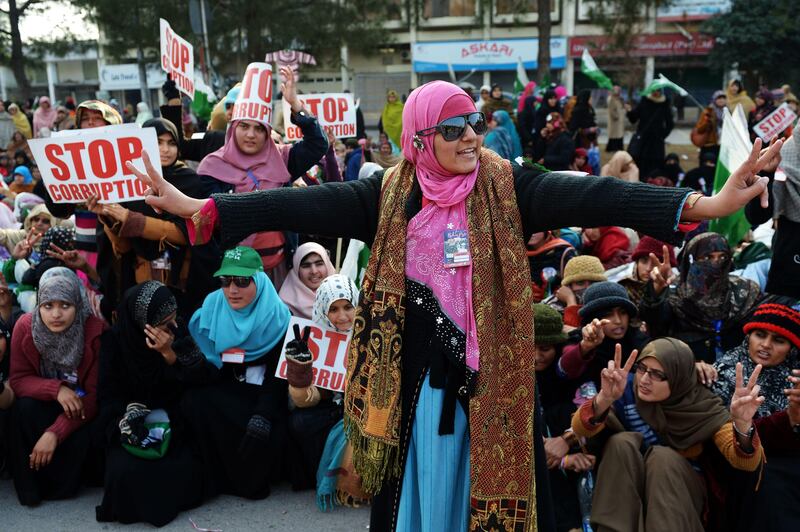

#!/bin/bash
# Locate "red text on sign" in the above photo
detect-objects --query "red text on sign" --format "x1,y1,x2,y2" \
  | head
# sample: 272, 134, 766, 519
44, 137, 143, 181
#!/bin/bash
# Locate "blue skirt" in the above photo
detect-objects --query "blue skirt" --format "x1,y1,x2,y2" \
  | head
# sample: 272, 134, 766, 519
396, 374, 470, 531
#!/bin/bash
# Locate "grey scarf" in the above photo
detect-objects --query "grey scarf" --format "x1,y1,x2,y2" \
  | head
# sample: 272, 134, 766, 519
33, 270, 90, 379
774, 135, 800, 223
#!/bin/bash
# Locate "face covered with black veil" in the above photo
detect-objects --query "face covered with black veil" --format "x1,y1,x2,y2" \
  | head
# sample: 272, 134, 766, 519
670, 232, 760, 328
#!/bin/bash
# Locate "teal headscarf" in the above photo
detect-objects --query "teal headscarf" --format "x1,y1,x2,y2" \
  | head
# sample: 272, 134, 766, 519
189, 271, 291, 368
491, 110, 523, 160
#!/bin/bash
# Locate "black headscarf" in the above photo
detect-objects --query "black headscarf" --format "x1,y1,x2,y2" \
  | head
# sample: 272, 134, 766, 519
670, 233, 761, 331
113, 281, 178, 398
568, 89, 596, 131
124, 118, 220, 265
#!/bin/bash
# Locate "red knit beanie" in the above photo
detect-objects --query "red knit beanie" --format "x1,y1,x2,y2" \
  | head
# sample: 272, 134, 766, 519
743, 303, 800, 350
631, 236, 677, 267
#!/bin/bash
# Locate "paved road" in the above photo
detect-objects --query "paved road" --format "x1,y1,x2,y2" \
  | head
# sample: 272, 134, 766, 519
0, 478, 370, 531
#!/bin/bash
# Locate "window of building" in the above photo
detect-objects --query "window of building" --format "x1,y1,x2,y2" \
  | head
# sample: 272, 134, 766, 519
496, 0, 554, 15
82, 60, 99, 81
423, 0, 476, 18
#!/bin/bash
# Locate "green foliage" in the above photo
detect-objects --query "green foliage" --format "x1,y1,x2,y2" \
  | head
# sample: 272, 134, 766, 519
209, 0, 395, 67
582, 0, 668, 90
587, 0, 669, 51
72, 0, 192, 62
703, 0, 800, 86
71, 0, 394, 77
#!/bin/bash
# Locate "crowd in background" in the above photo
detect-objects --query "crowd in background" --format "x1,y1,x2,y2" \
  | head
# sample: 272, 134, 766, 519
0, 67, 797, 532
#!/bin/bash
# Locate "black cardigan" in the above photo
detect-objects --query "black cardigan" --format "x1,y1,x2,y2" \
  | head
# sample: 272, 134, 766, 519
211, 164, 692, 250
160, 104, 330, 179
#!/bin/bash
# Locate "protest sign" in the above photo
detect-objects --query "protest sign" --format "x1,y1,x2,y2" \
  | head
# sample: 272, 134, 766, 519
160, 19, 194, 99
283, 93, 356, 140
275, 316, 351, 393
753, 102, 797, 142
28, 125, 162, 204
231, 62, 274, 126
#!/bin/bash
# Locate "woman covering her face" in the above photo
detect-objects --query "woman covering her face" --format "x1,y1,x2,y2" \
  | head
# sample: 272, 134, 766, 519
184, 246, 291, 500
641, 232, 764, 362
96, 281, 208, 526
7, 269, 105, 506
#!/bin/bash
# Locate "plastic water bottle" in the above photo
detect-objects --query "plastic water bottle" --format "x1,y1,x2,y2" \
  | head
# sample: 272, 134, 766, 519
577, 471, 594, 532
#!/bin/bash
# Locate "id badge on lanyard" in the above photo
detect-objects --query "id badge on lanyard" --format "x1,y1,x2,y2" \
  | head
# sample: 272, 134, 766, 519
443, 229, 471, 267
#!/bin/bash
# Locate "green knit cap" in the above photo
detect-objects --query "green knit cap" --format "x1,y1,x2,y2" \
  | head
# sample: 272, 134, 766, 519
533, 304, 568, 345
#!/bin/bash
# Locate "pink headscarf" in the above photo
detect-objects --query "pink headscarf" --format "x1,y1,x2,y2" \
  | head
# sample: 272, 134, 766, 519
400, 81, 480, 207
401, 81, 482, 370
278, 242, 336, 319
197, 119, 291, 192
33, 96, 58, 137
517, 81, 537, 115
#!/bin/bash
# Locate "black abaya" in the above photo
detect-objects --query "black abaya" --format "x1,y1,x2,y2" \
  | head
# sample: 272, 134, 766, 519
95, 283, 209, 526
96, 444, 203, 526
286, 399, 342, 490
9, 397, 92, 506
180, 373, 288, 499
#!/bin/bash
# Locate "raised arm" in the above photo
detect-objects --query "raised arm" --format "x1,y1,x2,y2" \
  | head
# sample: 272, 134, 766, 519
516, 138, 782, 243
515, 167, 692, 243
127, 151, 382, 249
212, 177, 381, 248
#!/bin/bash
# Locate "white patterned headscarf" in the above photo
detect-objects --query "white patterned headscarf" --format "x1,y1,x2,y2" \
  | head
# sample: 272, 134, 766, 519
33, 269, 90, 379
312, 274, 359, 332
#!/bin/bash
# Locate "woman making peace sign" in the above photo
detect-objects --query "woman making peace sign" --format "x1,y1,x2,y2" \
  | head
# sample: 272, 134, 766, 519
572, 338, 765, 532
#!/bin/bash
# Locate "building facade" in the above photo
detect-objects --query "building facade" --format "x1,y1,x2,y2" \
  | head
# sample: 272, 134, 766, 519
295, 0, 730, 126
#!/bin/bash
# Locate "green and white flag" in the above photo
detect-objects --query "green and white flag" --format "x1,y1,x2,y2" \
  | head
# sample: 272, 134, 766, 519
580, 49, 613, 90
709, 104, 753, 244
642, 73, 688, 96
514, 57, 530, 94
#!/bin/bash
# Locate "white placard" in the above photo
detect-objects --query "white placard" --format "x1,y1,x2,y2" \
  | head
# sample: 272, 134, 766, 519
160, 19, 195, 99
28, 125, 162, 204
283, 93, 357, 140
275, 317, 351, 393
231, 62, 274, 126
753, 102, 797, 142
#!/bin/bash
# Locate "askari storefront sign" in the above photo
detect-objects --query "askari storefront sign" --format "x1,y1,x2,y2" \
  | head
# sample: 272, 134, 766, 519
412, 38, 567, 73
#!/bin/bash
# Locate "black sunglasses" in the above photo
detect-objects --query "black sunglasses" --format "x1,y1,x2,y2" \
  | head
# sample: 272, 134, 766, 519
415, 112, 488, 142
633, 362, 668, 382
219, 276, 253, 288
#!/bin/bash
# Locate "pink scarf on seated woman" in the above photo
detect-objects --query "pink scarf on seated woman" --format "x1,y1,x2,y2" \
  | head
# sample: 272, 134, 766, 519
197, 119, 291, 192
401, 82, 481, 370
279, 242, 336, 319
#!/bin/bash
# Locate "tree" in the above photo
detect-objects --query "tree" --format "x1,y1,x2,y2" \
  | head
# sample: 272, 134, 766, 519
586, 0, 668, 92
72, 0, 192, 107
535, 0, 550, 85
703, 0, 800, 89
0, 0, 48, 101
208, 0, 394, 78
